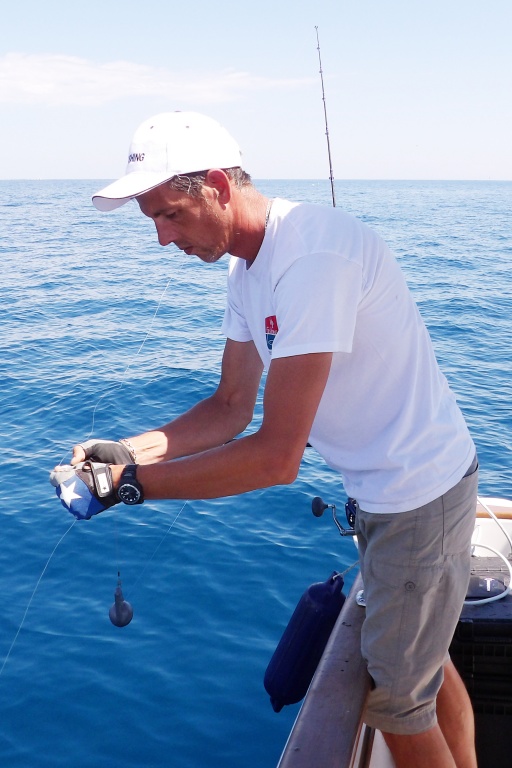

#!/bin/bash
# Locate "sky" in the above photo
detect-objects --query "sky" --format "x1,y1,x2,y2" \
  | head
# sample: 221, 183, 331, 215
1, 0, 511, 181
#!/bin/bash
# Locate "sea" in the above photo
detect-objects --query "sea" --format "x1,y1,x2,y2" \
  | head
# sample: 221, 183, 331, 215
0, 179, 511, 767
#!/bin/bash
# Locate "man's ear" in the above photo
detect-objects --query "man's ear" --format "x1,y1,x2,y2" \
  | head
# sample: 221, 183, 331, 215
204, 169, 232, 205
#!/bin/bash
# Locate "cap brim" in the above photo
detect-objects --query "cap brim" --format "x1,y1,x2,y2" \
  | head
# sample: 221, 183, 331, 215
92, 171, 177, 212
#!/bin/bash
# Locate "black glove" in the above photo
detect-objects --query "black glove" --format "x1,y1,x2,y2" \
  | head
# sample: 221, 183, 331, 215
77, 439, 134, 464
50, 461, 118, 520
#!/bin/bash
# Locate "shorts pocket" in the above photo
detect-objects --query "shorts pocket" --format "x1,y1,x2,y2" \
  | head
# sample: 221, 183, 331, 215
363, 556, 445, 666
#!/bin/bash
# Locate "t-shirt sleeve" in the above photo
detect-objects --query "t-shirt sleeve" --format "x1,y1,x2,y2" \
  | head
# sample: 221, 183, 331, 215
270, 252, 363, 359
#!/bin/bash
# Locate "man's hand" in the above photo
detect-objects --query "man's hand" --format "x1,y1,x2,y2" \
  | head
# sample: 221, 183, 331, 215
71, 439, 133, 466
50, 461, 118, 520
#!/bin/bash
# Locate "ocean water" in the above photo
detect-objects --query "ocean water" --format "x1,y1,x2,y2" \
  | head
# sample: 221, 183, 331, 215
0, 179, 511, 767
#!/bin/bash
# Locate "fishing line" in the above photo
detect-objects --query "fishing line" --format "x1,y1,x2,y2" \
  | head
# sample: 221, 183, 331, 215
4, 274, 181, 648
0, 519, 77, 678
89, 277, 173, 437
64, 273, 185, 621
106, 501, 189, 626
58, 276, 173, 466
127, 501, 188, 600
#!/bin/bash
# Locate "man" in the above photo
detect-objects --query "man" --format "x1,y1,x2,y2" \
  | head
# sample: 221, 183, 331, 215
63, 111, 478, 767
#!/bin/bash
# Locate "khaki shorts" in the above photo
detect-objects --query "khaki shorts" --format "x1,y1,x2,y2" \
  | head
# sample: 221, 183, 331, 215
354, 457, 478, 735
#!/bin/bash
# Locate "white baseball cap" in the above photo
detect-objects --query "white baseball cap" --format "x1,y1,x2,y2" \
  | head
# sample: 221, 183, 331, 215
92, 111, 243, 212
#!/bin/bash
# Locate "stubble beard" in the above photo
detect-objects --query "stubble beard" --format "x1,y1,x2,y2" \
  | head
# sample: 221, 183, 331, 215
198, 197, 230, 263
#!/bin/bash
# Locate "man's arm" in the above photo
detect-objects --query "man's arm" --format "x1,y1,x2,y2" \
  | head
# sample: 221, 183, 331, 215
128, 338, 264, 463
112, 351, 333, 500
105, 339, 264, 465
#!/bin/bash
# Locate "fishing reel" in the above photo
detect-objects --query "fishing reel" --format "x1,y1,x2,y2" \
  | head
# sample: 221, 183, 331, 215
311, 496, 357, 536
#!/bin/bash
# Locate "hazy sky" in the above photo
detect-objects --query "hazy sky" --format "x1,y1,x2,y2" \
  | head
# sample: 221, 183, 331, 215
2, 0, 510, 180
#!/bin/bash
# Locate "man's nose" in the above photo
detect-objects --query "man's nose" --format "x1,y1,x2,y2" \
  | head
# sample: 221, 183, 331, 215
154, 220, 175, 247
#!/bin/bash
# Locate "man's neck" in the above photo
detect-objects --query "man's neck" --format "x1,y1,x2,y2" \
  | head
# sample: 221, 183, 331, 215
228, 188, 270, 263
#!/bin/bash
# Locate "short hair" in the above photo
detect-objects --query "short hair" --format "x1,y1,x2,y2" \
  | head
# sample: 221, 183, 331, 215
168, 167, 252, 197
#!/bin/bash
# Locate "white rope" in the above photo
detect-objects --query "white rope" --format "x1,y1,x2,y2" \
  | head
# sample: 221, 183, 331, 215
465, 496, 512, 606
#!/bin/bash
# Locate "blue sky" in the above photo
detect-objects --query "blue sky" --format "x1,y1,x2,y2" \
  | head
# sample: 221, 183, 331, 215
2, 0, 510, 180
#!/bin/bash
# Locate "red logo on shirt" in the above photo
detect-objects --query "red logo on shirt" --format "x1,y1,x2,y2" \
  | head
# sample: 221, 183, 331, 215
265, 315, 278, 350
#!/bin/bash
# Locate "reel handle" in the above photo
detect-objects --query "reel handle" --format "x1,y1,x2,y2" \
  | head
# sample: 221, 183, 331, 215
312, 496, 330, 518
311, 496, 357, 537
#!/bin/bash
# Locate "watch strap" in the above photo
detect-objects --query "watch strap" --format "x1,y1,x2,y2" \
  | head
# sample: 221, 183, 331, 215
120, 464, 138, 483
117, 464, 144, 504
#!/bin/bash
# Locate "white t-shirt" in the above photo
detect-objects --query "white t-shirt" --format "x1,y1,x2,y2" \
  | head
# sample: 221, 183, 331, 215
221, 199, 475, 513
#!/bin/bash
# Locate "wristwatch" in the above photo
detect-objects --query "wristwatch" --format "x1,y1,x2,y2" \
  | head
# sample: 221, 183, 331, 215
116, 465, 144, 505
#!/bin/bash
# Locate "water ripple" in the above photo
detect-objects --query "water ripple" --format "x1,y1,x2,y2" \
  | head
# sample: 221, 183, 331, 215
0, 179, 510, 767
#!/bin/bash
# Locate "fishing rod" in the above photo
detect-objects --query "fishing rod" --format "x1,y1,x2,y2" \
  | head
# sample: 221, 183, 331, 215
315, 26, 336, 208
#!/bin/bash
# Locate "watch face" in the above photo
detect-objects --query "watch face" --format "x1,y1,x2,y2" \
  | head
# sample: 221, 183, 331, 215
118, 482, 142, 505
